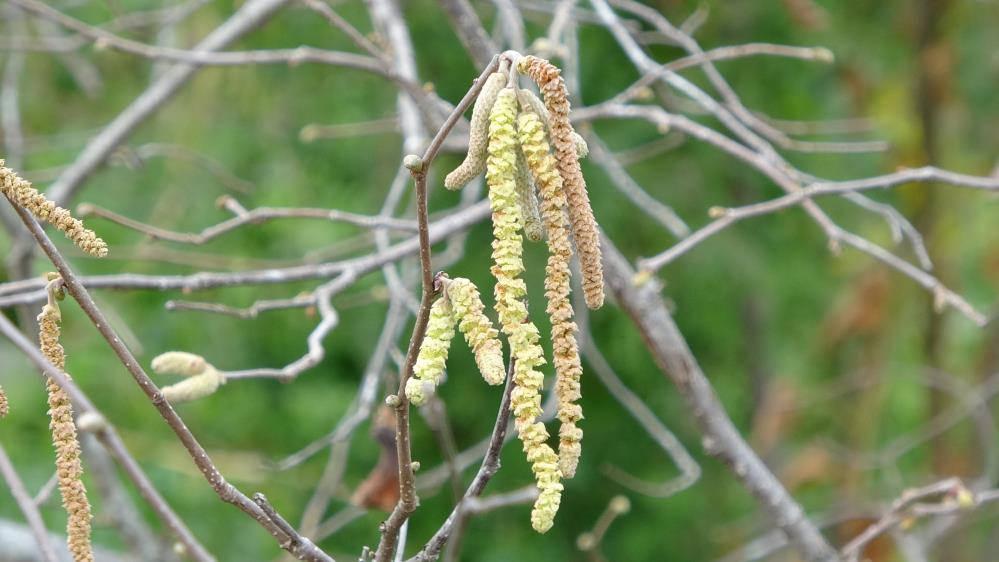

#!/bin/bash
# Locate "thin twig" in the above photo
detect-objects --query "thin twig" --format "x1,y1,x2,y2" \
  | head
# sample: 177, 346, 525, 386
0, 443, 59, 562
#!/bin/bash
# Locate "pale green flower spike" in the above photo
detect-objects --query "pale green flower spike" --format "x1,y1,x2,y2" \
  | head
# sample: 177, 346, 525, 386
161, 369, 225, 403
486, 87, 563, 533
445, 277, 506, 385
444, 72, 507, 190
151, 351, 208, 377
406, 296, 456, 406
152, 351, 226, 404
515, 147, 546, 242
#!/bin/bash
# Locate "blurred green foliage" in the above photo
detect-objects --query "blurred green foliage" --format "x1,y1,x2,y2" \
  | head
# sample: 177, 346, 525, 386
1, 0, 998, 560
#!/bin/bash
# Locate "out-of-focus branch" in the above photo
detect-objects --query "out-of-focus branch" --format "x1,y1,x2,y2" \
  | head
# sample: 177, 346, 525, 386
0, 200, 492, 308
437, 0, 497, 67
3, 201, 334, 562
0, 444, 59, 562
77, 201, 418, 244
0, 313, 215, 562
840, 478, 999, 561
600, 233, 839, 562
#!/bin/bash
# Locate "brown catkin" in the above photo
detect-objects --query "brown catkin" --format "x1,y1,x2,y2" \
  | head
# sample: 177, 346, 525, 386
444, 72, 507, 190
518, 106, 584, 479
516, 57, 604, 309
38, 295, 94, 562
0, 386, 8, 418
0, 160, 107, 258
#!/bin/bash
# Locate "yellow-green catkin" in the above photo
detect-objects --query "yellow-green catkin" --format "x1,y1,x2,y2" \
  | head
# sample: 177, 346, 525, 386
514, 147, 545, 242
0, 160, 107, 258
151, 351, 225, 404
518, 104, 585, 479
486, 87, 563, 533
38, 291, 94, 562
444, 277, 506, 385
444, 72, 507, 190
517, 57, 604, 309
405, 296, 456, 406
518, 89, 588, 159
517, 104, 585, 476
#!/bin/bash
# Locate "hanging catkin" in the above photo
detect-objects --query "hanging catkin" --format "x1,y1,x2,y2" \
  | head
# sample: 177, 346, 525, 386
0, 160, 107, 257
151, 351, 226, 403
405, 296, 456, 406
486, 87, 563, 533
445, 277, 506, 385
0, 386, 7, 418
518, 89, 589, 159
444, 72, 507, 190
516, 56, 604, 309
518, 104, 584, 479
38, 284, 94, 562
514, 147, 546, 242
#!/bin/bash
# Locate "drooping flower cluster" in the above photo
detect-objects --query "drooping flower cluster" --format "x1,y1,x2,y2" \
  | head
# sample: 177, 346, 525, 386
485, 88, 563, 532
418, 55, 600, 534
406, 276, 507, 406
151, 351, 226, 403
0, 160, 107, 257
0, 386, 7, 419
38, 281, 94, 562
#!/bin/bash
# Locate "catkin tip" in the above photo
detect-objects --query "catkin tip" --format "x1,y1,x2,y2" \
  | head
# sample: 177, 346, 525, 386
1, 160, 108, 258
410, 297, 456, 403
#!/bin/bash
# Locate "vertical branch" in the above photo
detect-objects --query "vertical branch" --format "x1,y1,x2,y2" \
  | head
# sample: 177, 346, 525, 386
374, 54, 500, 562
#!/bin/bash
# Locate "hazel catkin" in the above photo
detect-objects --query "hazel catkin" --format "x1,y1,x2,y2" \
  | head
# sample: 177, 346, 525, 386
517, 89, 588, 159
444, 72, 507, 190
0, 160, 107, 258
516, 56, 604, 309
518, 106, 584, 479
486, 87, 563, 533
405, 296, 456, 406
514, 147, 546, 242
151, 351, 226, 404
444, 277, 506, 385
38, 288, 94, 562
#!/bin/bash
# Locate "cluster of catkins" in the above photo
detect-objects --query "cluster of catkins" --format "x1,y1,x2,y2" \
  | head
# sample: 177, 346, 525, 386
414, 55, 603, 533
150, 351, 226, 403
